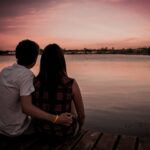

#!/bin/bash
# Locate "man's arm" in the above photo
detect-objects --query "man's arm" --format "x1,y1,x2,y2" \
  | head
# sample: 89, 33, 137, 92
21, 95, 72, 126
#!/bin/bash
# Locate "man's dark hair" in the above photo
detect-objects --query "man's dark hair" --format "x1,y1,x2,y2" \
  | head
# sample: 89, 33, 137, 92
16, 39, 39, 66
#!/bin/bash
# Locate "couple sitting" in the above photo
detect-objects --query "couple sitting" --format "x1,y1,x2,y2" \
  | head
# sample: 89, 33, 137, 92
0, 40, 85, 140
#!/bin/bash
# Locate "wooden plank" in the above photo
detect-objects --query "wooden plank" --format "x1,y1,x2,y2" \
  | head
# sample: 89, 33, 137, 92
0, 138, 10, 150
0, 134, 46, 150
53, 130, 87, 150
0, 135, 23, 150
116, 135, 137, 150
2, 131, 150, 150
72, 131, 101, 150
20, 137, 41, 150
28, 144, 50, 150
25, 131, 87, 150
138, 137, 150, 150
94, 133, 118, 150
23, 135, 54, 150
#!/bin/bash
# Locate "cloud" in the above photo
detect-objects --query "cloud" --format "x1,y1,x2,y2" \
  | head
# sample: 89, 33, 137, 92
0, 0, 150, 49
0, 0, 66, 18
109, 0, 150, 17
0, 0, 150, 18
0, 0, 149, 22
0, 0, 65, 34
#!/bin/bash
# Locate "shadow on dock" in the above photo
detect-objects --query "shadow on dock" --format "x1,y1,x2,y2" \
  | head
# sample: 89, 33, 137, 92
0, 129, 150, 150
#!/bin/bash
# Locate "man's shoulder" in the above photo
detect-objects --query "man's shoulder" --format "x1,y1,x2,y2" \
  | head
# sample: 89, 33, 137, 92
1, 64, 34, 81
1, 64, 13, 72
13, 64, 34, 77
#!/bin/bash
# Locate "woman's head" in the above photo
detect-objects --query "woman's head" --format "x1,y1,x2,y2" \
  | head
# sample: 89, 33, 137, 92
39, 44, 67, 82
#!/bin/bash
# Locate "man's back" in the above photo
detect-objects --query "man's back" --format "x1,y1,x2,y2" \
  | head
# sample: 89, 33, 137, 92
0, 64, 34, 136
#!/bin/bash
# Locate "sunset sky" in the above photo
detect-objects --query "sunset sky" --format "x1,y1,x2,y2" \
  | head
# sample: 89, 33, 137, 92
0, 0, 150, 50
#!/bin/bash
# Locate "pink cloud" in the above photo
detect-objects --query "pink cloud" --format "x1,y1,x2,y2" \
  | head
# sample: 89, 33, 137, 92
0, 0, 150, 49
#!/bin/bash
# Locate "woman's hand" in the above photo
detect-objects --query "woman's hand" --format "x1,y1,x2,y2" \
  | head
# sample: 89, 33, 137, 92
55, 113, 73, 126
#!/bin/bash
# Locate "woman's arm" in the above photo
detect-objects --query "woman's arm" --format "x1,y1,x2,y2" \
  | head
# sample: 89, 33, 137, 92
72, 80, 85, 131
21, 95, 72, 126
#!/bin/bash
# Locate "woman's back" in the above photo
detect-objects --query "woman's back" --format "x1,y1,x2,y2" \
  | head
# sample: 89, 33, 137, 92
32, 43, 84, 137
32, 76, 77, 137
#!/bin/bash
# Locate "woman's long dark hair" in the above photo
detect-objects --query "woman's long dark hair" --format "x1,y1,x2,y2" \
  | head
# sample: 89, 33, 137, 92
37, 44, 67, 89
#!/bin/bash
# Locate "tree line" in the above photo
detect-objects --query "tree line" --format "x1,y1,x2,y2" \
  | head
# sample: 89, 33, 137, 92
0, 47, 150, 55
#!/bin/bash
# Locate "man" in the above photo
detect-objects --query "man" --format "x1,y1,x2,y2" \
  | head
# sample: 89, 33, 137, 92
0, 39, 72, 137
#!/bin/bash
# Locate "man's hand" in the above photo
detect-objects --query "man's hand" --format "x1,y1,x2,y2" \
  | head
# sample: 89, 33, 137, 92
56, 113, 73, 126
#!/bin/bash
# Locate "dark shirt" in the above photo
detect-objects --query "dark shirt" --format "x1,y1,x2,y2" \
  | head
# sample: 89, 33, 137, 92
32, 76, 77, 137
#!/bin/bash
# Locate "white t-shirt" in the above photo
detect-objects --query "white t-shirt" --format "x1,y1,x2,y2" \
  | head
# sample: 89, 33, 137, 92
0, 64, 35, 136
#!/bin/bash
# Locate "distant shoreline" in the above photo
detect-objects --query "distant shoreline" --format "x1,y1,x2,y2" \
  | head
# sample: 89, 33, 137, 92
0, 47, 150, 55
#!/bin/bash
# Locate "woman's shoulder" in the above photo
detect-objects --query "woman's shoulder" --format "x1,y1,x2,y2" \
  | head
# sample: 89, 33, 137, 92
61, 76, 75, 85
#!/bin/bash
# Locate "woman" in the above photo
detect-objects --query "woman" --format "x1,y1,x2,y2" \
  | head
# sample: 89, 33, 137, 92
32, 44, 85, 138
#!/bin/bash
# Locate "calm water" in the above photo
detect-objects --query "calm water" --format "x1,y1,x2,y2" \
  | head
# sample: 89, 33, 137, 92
0, 54, 150, 137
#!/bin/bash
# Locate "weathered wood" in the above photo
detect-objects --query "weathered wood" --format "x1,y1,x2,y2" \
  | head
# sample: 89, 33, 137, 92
1, 131, 150, 150
22, 135, 56, 150
116, 135, 137, 150
138, 137, 150, 150
20, 136, 41, 150
0, 134, 43, 150
53, 130, 87, 150
27, 143, 50, 150
0, 135, 24, 150
94, 133, 118, 150
72, 130, 101, 150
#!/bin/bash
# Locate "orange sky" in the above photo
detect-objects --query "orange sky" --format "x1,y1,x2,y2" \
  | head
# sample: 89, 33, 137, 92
0, 0, 150, 50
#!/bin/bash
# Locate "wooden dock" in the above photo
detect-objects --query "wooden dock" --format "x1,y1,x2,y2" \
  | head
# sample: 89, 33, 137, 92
0, 130, 150, 150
